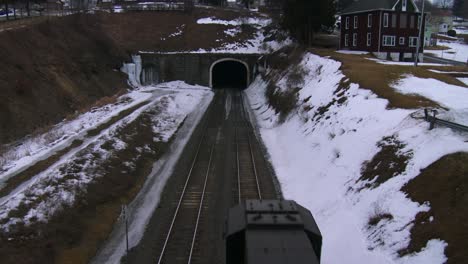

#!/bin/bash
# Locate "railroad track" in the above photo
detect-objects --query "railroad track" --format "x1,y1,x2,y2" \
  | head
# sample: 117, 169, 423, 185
233, 92, 263, 203
141, 90, 279, 264
151, 98, 219, 264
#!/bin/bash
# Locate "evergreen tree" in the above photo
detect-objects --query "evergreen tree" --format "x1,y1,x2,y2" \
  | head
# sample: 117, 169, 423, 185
453, 0, 466, 18
282, 0, 336, 46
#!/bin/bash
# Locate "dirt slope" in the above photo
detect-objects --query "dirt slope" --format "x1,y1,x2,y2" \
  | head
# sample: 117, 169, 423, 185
0, 15, 128, 145
0, 8, 262, 146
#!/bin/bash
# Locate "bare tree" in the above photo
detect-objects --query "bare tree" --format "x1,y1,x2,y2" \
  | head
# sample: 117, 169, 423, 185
435, 0, 453, 9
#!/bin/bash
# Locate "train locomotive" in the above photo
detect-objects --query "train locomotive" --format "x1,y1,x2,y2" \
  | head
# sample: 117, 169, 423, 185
225, 199, 322, 264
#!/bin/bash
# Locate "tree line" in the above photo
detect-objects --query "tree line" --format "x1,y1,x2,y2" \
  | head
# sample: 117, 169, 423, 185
1, 0, 91, 20
281, 0, 336, 46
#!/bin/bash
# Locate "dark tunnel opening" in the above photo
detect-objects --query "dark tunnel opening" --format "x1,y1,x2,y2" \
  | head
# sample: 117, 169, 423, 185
211, 60, 248, 89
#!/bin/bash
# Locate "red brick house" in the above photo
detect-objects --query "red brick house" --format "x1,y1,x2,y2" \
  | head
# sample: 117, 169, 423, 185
340, 0, 426, 62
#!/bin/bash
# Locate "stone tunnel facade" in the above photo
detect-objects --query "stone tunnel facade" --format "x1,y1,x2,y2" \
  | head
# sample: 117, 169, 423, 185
139, 52, 262, 87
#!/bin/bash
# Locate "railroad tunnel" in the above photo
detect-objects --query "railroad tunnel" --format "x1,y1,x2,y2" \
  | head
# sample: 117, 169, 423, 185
210, 59, 249, 89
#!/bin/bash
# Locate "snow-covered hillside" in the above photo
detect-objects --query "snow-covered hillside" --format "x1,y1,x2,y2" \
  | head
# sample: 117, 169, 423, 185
245, 53, 468, 263
0, 82, 213, 232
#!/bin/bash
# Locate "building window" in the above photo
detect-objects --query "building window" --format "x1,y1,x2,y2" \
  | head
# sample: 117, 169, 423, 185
346, 17, 350, 29
345, 34, 349, 47
400, 14, 407, 28
368, 14, 372, 27
399, 37, 405, 45
383, 35, 396, 46
410, 15, 415, 28
383, 13, 389, 27
353, 33, 357, 46
409, 37, 418, 47
367, 33, 372, 46
402, 0, 407, 11
392, 14, 397, 28
354, 16, 358, 28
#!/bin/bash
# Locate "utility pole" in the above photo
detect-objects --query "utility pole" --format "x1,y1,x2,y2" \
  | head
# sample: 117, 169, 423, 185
415, 0, 426, 66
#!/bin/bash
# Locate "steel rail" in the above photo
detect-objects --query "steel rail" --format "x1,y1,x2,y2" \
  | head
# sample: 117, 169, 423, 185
235, 127, 242, 204
187, 145, 215, 263
156, 132, 207, 264
247, 133, 262, 200
238, 91, 262, 200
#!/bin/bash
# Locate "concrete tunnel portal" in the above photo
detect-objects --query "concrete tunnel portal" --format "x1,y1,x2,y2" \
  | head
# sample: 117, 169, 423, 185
139, 53, 258, 89
210, 59, 250, 89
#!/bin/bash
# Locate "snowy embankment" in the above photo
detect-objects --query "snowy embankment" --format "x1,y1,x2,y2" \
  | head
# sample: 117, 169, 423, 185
0, 81, 213, 232
245, 53, 468, 263
0, 84, 153, 188
140, 16, 290, 54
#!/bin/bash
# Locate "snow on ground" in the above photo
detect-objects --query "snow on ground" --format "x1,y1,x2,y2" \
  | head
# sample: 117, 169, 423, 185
336, 50, 369, 55
392, 75, 468, 110
0, 81, 213, 232
425, 40, 468, 63
368, 58, 449, 66
92, 83, 213, 264
429, 69, 468, 74
245, 52, 468, 263
454, 27, 468, 35
141, 15, 291, 54
458, 77, 468, 86
0, 85, 154, 189
197, 16, 271, 27
162, 24, 185, 40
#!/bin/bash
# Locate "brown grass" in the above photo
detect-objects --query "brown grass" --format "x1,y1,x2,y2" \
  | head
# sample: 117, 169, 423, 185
0, 100, 149, 200
0, 139, 83, 199
368, 213, 394, 226
400, 152, 468, 264
265, 82, 300, 122
424, 45, 451, 50
310, 48, 468, 109
358, 136, 412, 189
0, 101, 177, 264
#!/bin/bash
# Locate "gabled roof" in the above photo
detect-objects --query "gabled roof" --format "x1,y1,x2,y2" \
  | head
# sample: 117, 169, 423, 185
341, 0, 419, 15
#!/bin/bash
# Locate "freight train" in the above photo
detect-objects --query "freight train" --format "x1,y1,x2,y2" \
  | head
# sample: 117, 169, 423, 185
225, 199, 322, 264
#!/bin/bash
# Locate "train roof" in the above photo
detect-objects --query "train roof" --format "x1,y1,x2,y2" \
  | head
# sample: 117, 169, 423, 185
226, 199, 322, 264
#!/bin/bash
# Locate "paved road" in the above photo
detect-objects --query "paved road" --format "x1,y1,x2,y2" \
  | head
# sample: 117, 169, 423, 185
124, 89, 281, 264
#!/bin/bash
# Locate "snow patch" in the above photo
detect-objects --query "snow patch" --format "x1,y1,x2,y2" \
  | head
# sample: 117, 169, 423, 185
392, 75, 468, 110
245, 52, 468, 263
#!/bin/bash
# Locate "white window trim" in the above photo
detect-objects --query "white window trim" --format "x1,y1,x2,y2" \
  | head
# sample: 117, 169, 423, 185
354, 16, 358, 29
409, 37, 418, 47
367, 33, 371, 46
383, 13, 389, 27
399, 37, 405, 45
346, 17, 350, 29
353, 33, 357, 46
368, 14, 372, 28
402, 0, 407, 11
345, 34, 349, 47
382, 35, 396, 46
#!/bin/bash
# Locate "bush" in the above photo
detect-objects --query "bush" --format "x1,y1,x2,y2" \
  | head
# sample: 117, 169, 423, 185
447, 29, 457, 37
265, 82, 299, 123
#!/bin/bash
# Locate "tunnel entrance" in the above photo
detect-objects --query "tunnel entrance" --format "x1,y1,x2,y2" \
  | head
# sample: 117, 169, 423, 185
210, 59, 249, 89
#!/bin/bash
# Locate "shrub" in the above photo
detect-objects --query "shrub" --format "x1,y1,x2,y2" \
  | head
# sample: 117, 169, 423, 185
265, 82, 299, 122
447, 29, 457, 37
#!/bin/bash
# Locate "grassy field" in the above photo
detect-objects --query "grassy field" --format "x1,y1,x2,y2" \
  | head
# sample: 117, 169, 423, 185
311, 48, 468, 109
